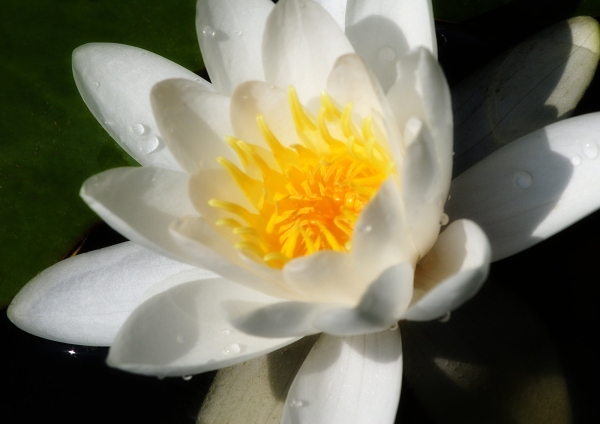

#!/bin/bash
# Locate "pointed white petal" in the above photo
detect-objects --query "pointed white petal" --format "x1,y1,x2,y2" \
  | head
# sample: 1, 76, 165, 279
282, 331, 402, 424
151, 79, 236, 174
80, 167, 195, 262
404, 220, 491, 321
447, 113, 600, 261
345, 0, 436, 92
72, 43, 209, 170
107, 277, 296, 376
7, 242, 197, 346
351, 178, 416, 285
387, 47, 453, 182
314, 263, 413, 335
263, 0, 354, 106
170, 215, 294, 299
196, 0, 274, 95
453, 17, 600, 175
314, 0, 347, 30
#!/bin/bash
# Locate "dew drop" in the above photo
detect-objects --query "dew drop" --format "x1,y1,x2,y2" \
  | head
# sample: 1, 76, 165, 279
176, 334, 186, 344
439, 312, 451, 323
289, 399, 304, 408
138, 135, 160, 155
202, 26, 215, 37
439, 213, 449, 226
513, 171, 532, 189
182, 375, 192, 381
378, 46, 396, 63
571, 155, 582, 166
92, 81, 100, 88
221, 328, 233, 336
581, 138, 599, 159
389, 323, 398, 331
131, 123, 147, 135
235, 30, 243, 36
223, 343, 241, 355
358, 223, 372, 232
447, 194, 452, 201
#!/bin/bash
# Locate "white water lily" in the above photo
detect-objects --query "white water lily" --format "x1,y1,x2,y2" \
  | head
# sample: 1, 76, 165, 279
7, 0, 600, 423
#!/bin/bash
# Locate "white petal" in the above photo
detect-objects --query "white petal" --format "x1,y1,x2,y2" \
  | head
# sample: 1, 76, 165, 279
7, 242, 197, 346
351, 178, 416, 285
107, 277, 296, 376
170, 215, 294, 299
447, 113, 600, 261
401, 118, 444, 259
263, 0, 354, 107
452, 17, 600, 175
151, 79, 236, 174
345, 0, 436, 92
282, 331, 402, 424
314, 263, 414, 335
404, 220, 491, 321
230, 81, 297, 149
72, 43, 208, 170
196, 0, 274, 95
387, 47, 453, 182
80, 167, 195, 262
313, 0, 347, 30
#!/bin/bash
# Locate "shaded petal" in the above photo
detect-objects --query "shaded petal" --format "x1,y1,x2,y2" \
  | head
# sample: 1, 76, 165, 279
405, 219, 491, 321
80, 167, 195, 262
282, 331, 402, 424
315, 263, 414, 335
196, 0, 274, 95
387, 47, 453, 183
107, 277, 296, 376
345, 0, 436, 92
452, 17, 600, 175
170, 215, 294, 299
314, 0, 347, 30
263, 0, 354, 107
447, 113, 600, 261
73, 43, 209, 170
7, 242, 198, 346
151, 79, 236, 174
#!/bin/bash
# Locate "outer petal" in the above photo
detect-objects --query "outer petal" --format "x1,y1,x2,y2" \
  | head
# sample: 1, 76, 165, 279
196, 0, 274, 95
72, 43, 209, 170
452, 17, 600, 176
263, 0, 354, 106
314, 0, 347, 30
404, 220, 491, 321
446, 113, 600, 261
345, 0, 436, 92
107, 277, 296, 377
282, 331, 402, 424
151, 79, 237, 174
80, 167, 195, 262
7, 242, 200, 346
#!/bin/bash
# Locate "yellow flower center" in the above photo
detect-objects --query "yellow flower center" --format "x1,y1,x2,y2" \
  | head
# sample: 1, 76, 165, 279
210, 87, 394, 269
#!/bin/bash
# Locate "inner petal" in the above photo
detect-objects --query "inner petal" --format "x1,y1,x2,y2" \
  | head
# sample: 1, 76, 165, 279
207, 86, 395, 269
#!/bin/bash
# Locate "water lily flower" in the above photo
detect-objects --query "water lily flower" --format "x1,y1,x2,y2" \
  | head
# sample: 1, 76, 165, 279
7, 0, 600, 422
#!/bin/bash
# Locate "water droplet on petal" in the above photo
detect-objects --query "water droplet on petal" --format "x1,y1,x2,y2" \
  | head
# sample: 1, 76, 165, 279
235, 30, 243, 36
358, 224, 372, 232
182, 375, 192, 381
176, 334, 186, 344
439, 213, 449, 226
223, 343, 241, 355
138, 135, 160, 155
92, 81, 100, 88
571, 155, 582, 166
389, 323, 398, 331
221, 328, 233, 336
131, 123, 147, 135
513, 171, 532, 189
581, 138, 599, 159
378, 46, 396, 63
203, 26, 215, 37
447, 194, 452, 201
439, 312, 451, 323
289, 399, 304, 408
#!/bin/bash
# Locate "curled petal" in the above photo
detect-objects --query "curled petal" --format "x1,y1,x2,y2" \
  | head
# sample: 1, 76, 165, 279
7, 242, 198, 346
107, 277, 296, 377
404, 219, 491, 321
282, 331, 402, 424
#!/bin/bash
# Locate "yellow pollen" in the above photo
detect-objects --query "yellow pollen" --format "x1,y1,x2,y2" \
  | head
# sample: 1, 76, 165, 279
209, 86, 395, 269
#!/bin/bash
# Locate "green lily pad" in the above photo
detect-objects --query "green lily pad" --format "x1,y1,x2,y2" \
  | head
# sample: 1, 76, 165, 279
0, 0, 203, 308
